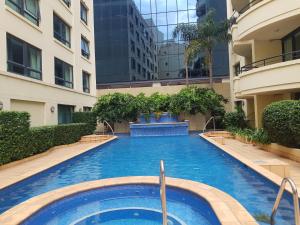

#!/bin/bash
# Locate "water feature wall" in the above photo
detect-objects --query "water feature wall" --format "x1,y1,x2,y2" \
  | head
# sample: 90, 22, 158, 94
130, 113, 189, 137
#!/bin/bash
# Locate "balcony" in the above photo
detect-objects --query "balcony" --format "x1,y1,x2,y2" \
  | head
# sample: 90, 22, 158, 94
231, 0, 250, 12
233, 53, 300, 97
232, 0, 300, 41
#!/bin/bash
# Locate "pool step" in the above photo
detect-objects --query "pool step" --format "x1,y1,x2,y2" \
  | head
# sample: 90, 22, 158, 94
80, 135, 112, 143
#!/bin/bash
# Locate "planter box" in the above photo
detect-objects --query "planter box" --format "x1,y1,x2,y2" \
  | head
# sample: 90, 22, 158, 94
261, 143, 300, 163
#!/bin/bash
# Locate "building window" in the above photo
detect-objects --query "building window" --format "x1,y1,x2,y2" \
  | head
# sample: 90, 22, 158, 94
62, 0, 71, 7
7, 34, 42, 80
143, 53, 146, 63
81, 36, 90, 59
234, 62, 240, 76
131, 58, 136, 70
83, 106, 92, 112
5, 0, 40, 26
137, 48, 141, 58
53, 14, 71, 48
293, 92, 300, 100
129, 5, 133, 16
129, 22, 134, 34
130, 40, 135, 53
282, 27, 300, 61
142, 68, 146, 78
82, 71, 90, 93
135, 16, 139, 26
58, 104, 74, 124
80, 2, 88, 25
55, 58, 73, 88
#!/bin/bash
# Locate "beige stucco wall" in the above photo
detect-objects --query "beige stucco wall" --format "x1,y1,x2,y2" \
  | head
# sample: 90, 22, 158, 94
0, 0, 96, 126
228, 0, 300, 128
10, 99, 45, 127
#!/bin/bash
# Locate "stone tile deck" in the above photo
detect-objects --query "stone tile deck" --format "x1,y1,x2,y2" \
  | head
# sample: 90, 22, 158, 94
223, 138, 300, 189
0, 136, 117, 189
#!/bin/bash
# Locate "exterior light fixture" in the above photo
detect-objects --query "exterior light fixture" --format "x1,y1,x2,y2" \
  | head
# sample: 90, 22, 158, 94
50, 106, 55, 113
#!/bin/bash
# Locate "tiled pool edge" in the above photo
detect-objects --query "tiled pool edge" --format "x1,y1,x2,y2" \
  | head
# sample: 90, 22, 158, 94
0, 177, 258, 225
0, 136, 118, 190
200, 133, 299, 197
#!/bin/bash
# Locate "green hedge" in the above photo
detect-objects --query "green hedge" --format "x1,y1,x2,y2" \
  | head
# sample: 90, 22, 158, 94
263, 100, 300, 148
73, 112, 97, 135
223, 106, 247, 129
53, 123, 87, 146
0, 111, 30, 163
0, 111, 90, 165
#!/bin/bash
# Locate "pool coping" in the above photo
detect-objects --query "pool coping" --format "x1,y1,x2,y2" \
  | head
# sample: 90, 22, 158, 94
200, 133, 299, 197
0, 177, 258, 225
0, 136, 118, 190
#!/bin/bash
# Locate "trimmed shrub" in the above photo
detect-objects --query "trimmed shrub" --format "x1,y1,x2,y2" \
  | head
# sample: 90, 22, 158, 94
223, 107, 247, 129
27, 126, 55, 155
73, 112, 97, 134
0, 111, 30, 164
263, 100, 300, 148
53, 123, 87, 146
0, 111, 90, 165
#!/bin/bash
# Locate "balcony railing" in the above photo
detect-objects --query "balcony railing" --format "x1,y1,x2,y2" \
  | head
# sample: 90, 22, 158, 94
240, 50, 300, 74
96, 76, 228, 89
230, 0, 263, 26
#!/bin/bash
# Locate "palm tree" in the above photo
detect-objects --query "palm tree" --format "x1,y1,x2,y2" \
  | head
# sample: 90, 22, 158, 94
173, 10, 231, 88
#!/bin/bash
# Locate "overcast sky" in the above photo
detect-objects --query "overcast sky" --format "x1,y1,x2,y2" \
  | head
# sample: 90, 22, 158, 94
133, 0, 198, 40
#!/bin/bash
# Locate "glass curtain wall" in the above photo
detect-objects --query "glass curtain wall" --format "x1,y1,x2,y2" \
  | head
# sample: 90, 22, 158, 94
134, 0, 198, 81
94, 0, 204, 84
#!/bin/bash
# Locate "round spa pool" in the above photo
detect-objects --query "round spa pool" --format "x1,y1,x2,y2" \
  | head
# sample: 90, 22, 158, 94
21, 184, 221, 225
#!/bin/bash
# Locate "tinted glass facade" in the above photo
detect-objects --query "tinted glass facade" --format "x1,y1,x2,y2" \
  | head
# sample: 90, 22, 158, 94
196, 0, 229, 78
94, 0, 228, 85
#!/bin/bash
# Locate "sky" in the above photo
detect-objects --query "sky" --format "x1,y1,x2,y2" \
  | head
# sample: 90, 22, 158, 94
133, 0, 198, 40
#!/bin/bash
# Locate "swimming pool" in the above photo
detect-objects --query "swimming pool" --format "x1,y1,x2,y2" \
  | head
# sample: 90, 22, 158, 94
0, 135, 296, 224
21, 184, 221, 225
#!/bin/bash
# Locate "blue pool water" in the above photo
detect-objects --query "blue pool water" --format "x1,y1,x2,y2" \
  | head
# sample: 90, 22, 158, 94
21, 185, 220, 225
0, 135, 296, 224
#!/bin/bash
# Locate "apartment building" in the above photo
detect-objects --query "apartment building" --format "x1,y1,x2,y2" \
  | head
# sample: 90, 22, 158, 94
94, 0, 158, 84
0, 0, 96, 126
227, 0, 300, 128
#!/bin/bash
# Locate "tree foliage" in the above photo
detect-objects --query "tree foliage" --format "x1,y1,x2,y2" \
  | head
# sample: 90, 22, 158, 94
173, 9, 231, 87
93, 88, 226, 124
93, 93, 137, 123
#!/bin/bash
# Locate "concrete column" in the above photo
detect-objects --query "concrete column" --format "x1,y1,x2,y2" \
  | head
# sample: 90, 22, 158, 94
254, 93, 292, 128
245, 98, 255, 128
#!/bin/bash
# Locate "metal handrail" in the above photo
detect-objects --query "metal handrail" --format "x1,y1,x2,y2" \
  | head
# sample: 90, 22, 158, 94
229, 0, 262, 22
203, 116, 216, 133
240, 50, 300, 74
238, 0, 262, 15
103, 120, 114, 136
160, 160, 168, 225
271, 178, 300, 225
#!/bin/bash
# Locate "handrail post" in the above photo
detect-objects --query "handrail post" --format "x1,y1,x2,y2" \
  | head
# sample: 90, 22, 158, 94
160, 160, 168, 225
203, 116, 216, 133
103, 120, 114, 136
271, 178, 300, 225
